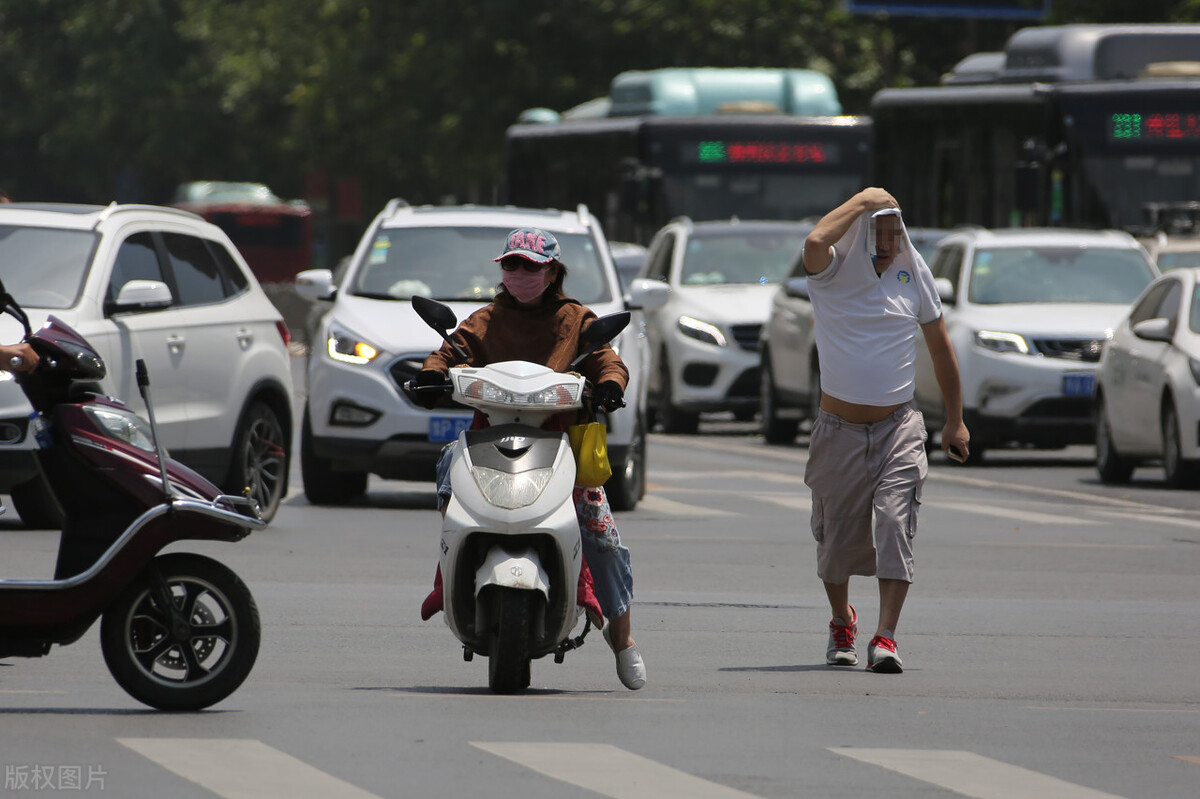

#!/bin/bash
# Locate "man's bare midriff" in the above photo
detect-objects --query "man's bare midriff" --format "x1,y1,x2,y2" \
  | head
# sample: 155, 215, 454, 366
819, 393, 905, 424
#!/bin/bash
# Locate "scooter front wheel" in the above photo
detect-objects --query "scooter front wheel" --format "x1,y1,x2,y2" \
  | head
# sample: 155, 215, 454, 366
487, 587, 533, 694
100, 553, 260, 711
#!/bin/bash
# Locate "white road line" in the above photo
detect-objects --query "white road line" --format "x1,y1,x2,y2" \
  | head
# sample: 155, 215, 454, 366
831, 748, 1125, 799
117, 738, 383, 799
925, 500, 1091, 526
636, 494, 734, 517
1091, 508, 1200, 531
472, 742, 762, 799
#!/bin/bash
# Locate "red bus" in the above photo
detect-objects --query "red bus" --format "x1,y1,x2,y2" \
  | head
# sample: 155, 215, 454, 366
172, 181, 313, 284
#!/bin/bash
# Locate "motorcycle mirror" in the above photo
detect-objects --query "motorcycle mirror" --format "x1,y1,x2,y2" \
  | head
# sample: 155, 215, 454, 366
571, 311, 631, 369
411, 295, 470, 364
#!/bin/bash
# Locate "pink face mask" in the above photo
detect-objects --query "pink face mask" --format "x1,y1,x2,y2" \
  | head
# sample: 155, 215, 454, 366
502, 268, 548, 303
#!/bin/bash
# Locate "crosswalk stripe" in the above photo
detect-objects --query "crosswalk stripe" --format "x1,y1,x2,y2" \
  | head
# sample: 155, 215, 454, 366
831, 748, 1125, 799
924, 500, 1091, 526
472, 742, 762, 799
636, 494, 734, 517
117, 738, 383, 799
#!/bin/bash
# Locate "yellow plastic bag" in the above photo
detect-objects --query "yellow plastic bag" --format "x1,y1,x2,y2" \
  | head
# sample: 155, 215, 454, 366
567, 422, 612, 488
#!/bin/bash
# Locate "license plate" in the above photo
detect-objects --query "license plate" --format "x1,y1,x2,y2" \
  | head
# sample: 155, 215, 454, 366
1062, 372, 1095, 397
428, 416, 471, 443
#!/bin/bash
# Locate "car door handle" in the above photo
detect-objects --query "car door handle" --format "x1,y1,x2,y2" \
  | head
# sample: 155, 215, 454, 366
166, 334, 185, 354
236, 328, 254, 348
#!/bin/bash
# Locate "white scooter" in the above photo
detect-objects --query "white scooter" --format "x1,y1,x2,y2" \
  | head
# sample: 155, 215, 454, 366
408, 296, 630, 694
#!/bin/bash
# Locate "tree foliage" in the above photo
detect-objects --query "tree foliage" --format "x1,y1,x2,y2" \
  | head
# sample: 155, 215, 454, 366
0, 0, 1195, 251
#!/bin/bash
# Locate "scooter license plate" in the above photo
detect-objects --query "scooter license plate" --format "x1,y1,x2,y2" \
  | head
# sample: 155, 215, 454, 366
428, 416, 471, 442
1062, 372, 1095, 397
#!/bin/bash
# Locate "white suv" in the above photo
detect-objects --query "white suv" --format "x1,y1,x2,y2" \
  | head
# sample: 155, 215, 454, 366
917, 227, 1158, 463
296, 202, 665, 510
0, 203, 294, 525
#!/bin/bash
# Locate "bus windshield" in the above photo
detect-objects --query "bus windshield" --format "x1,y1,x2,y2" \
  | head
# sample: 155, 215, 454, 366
350, 226, 611, 305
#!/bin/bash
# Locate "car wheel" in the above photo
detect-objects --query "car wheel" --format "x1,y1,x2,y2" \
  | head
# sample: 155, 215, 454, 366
225, 402, 288, 523
300, 408, 368, 505
606, 412, 645, 511
656, 356, 698, 435
1094, 393, 1134, 484
10, 474, 64, 529
1162, 401, 1199, 489
760, 355, 798, 445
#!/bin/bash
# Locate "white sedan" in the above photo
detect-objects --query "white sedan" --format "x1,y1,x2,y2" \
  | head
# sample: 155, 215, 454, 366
1095, 267, 1200, 487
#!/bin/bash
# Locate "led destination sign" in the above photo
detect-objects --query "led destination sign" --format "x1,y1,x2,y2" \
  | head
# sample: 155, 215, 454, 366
691, 140, 839, 164
1111, 112, 1200, 142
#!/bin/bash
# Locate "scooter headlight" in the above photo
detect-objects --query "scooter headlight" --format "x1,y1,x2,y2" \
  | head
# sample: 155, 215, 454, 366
83, 406, 157, 452
454, 375, 580, 408
471, 465, 554, 509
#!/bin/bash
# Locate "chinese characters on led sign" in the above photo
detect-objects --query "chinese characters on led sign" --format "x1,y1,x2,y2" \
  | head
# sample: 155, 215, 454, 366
1111, 113, 1200, 141
696, 141, 832, 163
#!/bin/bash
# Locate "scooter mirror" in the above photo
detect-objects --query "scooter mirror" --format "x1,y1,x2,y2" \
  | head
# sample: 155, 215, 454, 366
581, 311, 630, 348
412, 295, 458, 334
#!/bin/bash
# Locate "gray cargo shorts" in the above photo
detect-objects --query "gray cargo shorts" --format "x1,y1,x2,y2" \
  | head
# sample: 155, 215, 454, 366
803, 402, 928, 584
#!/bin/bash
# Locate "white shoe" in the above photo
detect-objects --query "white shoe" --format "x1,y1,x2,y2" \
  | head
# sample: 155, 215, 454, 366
603, 625, 646, 690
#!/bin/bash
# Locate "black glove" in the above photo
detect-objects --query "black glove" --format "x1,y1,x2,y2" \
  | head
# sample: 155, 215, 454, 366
411, 369, 450, 410
593, 381, 625, 413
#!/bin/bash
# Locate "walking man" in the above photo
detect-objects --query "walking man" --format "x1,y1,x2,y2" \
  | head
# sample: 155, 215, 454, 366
802, 187, 969, 673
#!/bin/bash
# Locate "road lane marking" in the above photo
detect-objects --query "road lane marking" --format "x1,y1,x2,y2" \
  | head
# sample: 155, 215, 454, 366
1091, 509, 1200, 531
117, 738, 383, 799
1024, 706, 1200, 714
925, 500, 1091, 526
831, 748, 1125, 799
636, 495, 734, 517
472, 742, 762, 799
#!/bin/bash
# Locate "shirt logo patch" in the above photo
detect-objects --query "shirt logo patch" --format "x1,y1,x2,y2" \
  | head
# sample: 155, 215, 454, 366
897, 270, 911, 284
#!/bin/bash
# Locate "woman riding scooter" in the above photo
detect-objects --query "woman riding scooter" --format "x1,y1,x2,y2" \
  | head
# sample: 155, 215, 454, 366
414, 227, 646, 691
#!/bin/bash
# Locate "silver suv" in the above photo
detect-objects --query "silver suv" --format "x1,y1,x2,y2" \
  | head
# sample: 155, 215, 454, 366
0, 203, 294, 525
296, 202, 666, 510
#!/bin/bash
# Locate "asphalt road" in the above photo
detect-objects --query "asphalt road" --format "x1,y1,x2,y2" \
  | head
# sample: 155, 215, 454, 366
0, 415, 1197, 798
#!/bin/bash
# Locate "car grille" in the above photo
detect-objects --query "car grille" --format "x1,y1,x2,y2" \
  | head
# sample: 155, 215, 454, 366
1029, 337, 1105, 362
730, 324, 762, 352
388, 355, 470, 409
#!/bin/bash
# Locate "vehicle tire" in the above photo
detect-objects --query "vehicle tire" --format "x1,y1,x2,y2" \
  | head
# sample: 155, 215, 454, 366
606, 413, 645, 511
760, 355, 798, 445
224, 401, 288, 523
10, 474, 64, 530
100, 553, 260, 711
300, 408, 368, 505
487, 587, 533, 694
1162, 401, 1199, 489
656, 357, 699, 435
1094, 394, 1134, 484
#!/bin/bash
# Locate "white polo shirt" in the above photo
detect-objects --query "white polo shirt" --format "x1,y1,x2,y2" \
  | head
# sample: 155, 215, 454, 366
807, 211, 941, 406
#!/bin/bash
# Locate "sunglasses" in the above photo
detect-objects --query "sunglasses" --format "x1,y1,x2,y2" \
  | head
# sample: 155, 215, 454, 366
500, 259, 550, 273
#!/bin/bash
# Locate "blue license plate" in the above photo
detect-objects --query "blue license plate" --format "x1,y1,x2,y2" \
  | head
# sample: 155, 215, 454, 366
428, 416, 471, 443
1062, 372, 1095, 397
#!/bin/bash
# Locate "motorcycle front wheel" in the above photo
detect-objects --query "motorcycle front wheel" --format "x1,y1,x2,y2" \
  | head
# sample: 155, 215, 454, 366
100, 553, 260, 711
487, 587, 533, 694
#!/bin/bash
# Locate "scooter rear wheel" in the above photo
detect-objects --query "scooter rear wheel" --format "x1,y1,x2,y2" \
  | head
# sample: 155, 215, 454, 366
487, 587, 533, 694
100, 553, 260, 711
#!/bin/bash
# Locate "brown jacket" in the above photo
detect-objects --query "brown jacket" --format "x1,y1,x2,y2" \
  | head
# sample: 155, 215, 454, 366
422, 291, 629, 391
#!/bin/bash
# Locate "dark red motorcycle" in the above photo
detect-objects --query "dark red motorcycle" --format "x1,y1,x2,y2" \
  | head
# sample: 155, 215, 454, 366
0, 281, 263, 710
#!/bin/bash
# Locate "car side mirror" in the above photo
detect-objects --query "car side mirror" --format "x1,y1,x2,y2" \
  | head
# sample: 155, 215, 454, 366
783, 276, 810, 300
295, 268, 336, 301
1132, 317, 1173, 343
626, 278, 670, 311
109, 280, 173, 314
934, 277, 956, 305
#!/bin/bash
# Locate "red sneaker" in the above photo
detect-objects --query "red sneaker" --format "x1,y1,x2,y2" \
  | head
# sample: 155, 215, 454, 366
826, 606, 858, 666
867, 634, 903, 673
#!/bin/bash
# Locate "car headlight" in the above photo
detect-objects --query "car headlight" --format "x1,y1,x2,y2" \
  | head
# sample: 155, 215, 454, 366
677, 315, 727, 347
83, 406, 157, 452
327, 323, 380, 365
454, 374, 581, 408
974, 330, 1031, 355
471, 465, 554, 509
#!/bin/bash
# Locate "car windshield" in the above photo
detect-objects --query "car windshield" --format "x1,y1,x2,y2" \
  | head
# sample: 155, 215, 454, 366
967, 246, 1155, 305
350, 226, 611, 304
0, 226, 99, 309
680, 231, 807, 286
1158, 250, 1200, 272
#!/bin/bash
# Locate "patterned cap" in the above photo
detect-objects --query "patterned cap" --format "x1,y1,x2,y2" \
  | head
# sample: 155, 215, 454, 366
494, 228, 561, 264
